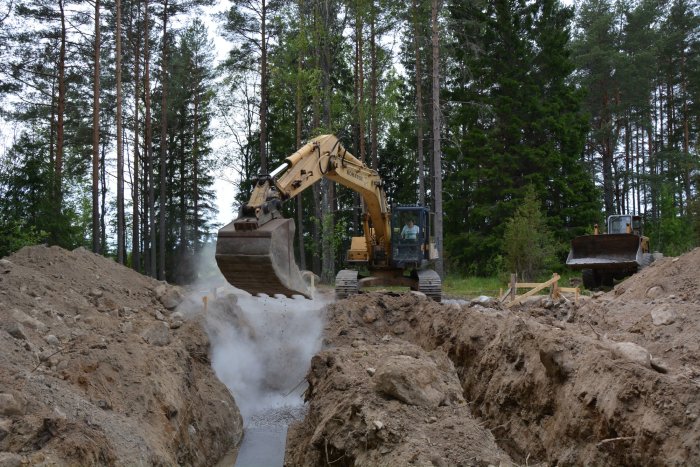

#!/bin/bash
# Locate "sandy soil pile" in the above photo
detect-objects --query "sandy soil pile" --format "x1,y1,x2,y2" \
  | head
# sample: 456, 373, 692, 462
287, 248, 700, 465
0, 246, 242, 466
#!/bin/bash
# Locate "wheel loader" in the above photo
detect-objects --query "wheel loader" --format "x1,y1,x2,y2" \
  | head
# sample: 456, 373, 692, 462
566, 214, 654, 289
215, 134, 442, 301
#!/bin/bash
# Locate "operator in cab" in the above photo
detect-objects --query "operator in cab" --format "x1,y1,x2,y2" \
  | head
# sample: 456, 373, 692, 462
401, 219, 419, 241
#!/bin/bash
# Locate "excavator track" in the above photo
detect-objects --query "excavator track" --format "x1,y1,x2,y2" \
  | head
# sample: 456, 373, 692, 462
417, 269, 442, 302
335, 269, 359, 300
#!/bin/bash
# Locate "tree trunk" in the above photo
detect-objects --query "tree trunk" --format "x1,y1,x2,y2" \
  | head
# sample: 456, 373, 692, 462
430, 0, 443, 277
145, 0, 155, 277
49, 80, 56, 170
100, 142, 107, 251
92, 0, 101, 253
681, 49, 692, 210
56, 0, 67, 211
357, 10, 365, 163
193, 92, 200, 250
259, 0, 268, 174
369, 5, 378, 170
116, 0, 125, 264
179, 126, 186, 282
413, 0, 425, 205
352, 9, 360, 232
132, 0, 141, 270
320, 0, 335, 283
601, 91, 614, 215
158, 0, 169, 280
295, 7, 307, 270
622, 111, 632, 214
312, 2, 322, 277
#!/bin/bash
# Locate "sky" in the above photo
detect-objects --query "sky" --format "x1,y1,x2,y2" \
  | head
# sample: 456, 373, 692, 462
203, 3, 237, 227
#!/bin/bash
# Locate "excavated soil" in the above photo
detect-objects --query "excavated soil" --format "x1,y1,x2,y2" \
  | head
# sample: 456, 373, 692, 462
3, 244, 700, 466
0, 246, 243, 465
286, 248, 700, 465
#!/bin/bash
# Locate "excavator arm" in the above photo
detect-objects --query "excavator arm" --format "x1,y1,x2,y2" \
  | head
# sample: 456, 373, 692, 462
216, 134, 390, 298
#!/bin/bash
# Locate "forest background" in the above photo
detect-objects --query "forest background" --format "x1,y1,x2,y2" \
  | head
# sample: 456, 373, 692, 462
0, 0, 698, 285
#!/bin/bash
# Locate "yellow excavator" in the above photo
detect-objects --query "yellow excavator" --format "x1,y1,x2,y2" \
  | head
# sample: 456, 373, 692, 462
215, 134, 442, 301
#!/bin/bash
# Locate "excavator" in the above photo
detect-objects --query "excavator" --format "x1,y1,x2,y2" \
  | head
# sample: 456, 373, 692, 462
215, 134, 442, 301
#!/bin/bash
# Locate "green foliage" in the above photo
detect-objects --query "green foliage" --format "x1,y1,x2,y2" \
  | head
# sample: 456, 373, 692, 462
503, 186, 558, 281
690, 194, 700, 246
0, 132, 86, 251
0, 221, 47, 258
164, 19, 219, 282
647, 184, 694, 256
307, 214, 348, 274
443, 0, 599, 274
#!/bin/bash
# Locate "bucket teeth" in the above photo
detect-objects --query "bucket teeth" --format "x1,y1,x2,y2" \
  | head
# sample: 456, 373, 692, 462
216, 218, 312, 298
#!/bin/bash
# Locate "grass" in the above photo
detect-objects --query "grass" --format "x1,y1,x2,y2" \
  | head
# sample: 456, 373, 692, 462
442, 275, 504, 299
443, 270, 585, 299
331, 269, 586, 299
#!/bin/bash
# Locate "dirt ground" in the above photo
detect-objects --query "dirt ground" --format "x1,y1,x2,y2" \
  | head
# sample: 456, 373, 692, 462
0, 246, 243, 466
3, 244, 700, 466
286, 248, 700, 465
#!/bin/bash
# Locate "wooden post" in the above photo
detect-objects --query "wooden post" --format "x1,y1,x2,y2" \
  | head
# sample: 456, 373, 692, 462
550, 273, 560, 300
506, 274, 560, 309
510, 274, 517, 302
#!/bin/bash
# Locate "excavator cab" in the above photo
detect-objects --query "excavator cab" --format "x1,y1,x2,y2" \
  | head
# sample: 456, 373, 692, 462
391, 206, 430, 269
608, 215, 642, 236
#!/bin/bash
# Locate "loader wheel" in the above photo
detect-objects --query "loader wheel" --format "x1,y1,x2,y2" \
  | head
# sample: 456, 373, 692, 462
582, 269, 598, 289
599, 271, 614, 287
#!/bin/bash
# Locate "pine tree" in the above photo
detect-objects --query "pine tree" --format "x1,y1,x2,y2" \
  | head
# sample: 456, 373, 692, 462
572, 0, 622, 216
443, 0, 599, 273
503, 185, 557, 281
165, 19, 217, 282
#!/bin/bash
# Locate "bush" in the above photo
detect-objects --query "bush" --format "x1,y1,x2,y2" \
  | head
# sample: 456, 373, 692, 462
0, 220, 47, 258
502, 186, 557, 281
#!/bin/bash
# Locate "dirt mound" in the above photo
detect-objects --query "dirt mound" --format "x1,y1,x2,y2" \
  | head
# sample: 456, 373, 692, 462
288, 290, 700, 465
571, 247, 700, 379
612, 248, 700, 302
286, 340, 511, 466
0, 246, 242, 465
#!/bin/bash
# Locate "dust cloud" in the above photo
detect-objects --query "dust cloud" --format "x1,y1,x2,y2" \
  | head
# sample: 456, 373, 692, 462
176, 242, 326, 422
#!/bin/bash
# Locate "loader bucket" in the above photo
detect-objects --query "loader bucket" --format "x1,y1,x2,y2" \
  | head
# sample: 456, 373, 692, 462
215, 218, 312, 298
566, 233, 642, 270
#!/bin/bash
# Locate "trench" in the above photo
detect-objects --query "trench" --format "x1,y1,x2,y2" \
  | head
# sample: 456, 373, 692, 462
193, 290, 326, 467
231, 404, 306, 467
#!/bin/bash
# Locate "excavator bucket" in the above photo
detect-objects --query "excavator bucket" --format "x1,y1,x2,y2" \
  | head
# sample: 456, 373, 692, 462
566, 233, 642, 270
215, 218, 312, 298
